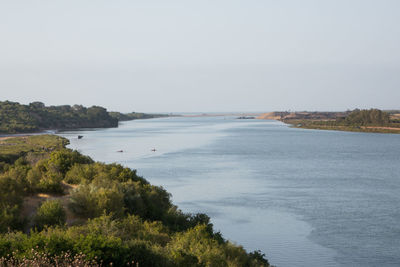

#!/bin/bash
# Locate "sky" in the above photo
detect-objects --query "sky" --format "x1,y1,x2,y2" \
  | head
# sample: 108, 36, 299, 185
0, 0, 399, 113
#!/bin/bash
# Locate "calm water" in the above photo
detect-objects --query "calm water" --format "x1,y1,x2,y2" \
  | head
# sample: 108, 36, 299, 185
59, 117, 400, 267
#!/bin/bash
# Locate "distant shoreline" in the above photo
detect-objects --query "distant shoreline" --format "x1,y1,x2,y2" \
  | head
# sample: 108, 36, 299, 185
0, 100, 170, 135
286, 121, 400, 134
0, 117, 169, 136
257, 110, 400, 134
181, 113, 263, 117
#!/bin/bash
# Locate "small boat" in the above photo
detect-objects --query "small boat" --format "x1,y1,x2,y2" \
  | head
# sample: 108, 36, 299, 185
78, 135, 83, 139
151, 148, 156, 152
117, 150, 123, 153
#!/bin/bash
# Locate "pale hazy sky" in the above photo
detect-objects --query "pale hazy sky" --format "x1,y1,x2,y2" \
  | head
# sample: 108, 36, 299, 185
0, 0, 399, 112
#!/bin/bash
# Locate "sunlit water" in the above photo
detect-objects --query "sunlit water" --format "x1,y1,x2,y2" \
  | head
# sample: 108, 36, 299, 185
59, 116, 400, 267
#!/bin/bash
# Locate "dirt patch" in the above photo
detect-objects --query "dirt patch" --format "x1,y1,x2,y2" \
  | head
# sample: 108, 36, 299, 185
257, 112, 288, 120
0, 136, 28, 142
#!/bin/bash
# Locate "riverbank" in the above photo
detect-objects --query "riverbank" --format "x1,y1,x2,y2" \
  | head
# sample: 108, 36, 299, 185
257, 110, 400, 134
284, 120, 400, 134
181, 112, 262, 117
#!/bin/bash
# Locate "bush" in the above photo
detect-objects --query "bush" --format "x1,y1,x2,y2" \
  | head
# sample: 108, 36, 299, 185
64, 164, 95, 184
167, 225, 226, 266
36, 171, 64, 194
0, 205, 24, 233
0, 175, 24, 232
125, 239, 170, 267
73, 233, 128, 265
34, 200, 66, 230
47, 150, 93, 176
68, 185, 125, 219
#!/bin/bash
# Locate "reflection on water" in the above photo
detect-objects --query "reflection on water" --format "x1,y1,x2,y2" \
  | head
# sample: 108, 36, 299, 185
60, 116, 400, 267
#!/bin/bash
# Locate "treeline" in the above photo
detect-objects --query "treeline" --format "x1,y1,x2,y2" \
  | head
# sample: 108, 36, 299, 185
336, 109, 393, 126
0, 135, 271, 266
0, 101, 118, 133
283, 109, 400, 134
0, 101, 166, 134
109, 111, 168, 121
296, 109, 399, 128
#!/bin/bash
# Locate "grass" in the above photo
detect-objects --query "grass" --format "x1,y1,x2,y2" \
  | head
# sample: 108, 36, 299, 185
0, 135, 69, 162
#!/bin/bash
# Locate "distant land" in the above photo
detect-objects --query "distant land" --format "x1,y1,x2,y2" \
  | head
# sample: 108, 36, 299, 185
258, 109, 400, 134
181, 112, 262, 117
2, 100, 399, 135
0, 101, 168, 134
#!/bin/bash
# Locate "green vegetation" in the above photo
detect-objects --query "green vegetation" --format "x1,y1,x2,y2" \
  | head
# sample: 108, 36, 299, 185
109, 111, 168, 121
0, 135, 68, 163
0, 101, 118, 133
0, 135, 271, 266
0, 101, 168, 134
338, 108, 390, 125
33, 200, 66, 230
287, 109, 400, 134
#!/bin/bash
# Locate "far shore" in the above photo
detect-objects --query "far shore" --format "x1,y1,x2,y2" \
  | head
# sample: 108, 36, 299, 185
257, 111, 400, 134
181, 112, 263, 117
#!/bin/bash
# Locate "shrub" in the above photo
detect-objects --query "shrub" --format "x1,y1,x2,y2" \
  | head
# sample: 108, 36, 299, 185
3, 165, 30, 193
64, 164, 95, 184
125, 239, 169, 267
167, 225, 226, 266
36, 171, 64, 194
69, 185, 125, 219
0, 162, 9, 173
47, 150, 93, 175
0, 205, 23, 233
0, 175, 24, 232
73, 233, 128, 265
33, 200, 66, 230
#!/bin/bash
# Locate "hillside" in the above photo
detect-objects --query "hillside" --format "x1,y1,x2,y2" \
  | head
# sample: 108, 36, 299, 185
0, 135, 271, 266
0, 101, 119, 134
0, 101, 167, 134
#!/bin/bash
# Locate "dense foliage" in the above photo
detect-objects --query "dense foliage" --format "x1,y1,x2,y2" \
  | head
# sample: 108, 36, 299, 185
0, 101, 119, 133
33, 200, 66, 230
0, 101, 169, 134
0, 135, 271, 266
289, 109, 400, 133
338, 109, 391, 126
